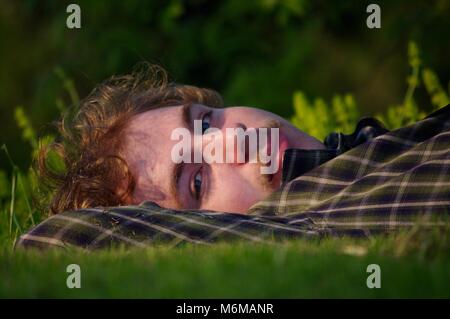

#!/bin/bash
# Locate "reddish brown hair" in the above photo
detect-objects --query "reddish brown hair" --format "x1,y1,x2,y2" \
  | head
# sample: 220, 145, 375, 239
38, 64, 223, 214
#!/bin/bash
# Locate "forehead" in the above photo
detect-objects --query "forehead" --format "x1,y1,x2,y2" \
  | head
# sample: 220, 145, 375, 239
130, 105, 182, 130
124, 104, 183, 157
122, 105, 184, 204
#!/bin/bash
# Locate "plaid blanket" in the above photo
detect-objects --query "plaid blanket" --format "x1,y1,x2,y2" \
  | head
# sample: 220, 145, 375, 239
16, 105, 450, 250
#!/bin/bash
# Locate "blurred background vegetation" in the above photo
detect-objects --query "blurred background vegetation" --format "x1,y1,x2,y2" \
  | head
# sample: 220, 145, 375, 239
1, 0, 450, 244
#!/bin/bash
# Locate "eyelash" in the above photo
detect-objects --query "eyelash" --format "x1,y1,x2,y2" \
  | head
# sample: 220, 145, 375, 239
193, 168, 202, 200
201, 111, 212, 134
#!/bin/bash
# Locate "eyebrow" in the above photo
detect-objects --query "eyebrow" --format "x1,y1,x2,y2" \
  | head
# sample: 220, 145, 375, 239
181, 102, 194, 132
169, 162, 184, 209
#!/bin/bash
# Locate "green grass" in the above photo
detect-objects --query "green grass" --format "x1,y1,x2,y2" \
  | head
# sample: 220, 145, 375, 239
1, 233, 449, 298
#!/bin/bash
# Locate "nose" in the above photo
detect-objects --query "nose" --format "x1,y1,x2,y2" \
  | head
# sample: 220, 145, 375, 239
200, 122, 250, 165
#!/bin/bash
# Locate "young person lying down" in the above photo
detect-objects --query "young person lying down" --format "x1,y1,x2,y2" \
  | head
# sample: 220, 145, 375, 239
17, 66, 450, 250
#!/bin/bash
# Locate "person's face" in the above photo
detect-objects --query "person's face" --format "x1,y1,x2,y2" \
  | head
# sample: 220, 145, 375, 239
122, 104, 324, 213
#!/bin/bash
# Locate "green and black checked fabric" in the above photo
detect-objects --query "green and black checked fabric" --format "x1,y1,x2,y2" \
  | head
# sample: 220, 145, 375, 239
248, 105, 450, 236
16, 105, 450, 250
16, 203, 322, 250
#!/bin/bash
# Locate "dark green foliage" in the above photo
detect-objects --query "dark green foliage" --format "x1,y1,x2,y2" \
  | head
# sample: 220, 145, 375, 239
2, 1, 450, 169
292, 41, 449, 140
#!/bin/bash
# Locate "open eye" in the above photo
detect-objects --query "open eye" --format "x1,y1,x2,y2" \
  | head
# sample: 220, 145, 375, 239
193, 169, 203, 200
201, 111, 212, 134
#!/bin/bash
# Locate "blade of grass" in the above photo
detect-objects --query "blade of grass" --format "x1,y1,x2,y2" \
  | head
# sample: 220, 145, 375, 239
9, 171, 16, 236
2, 144, 29, 234
17, 171, 35, 225
54, 67, 79, 106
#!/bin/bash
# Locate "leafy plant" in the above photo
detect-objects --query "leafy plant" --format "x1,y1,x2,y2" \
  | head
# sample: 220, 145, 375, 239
291, 42, 450, 139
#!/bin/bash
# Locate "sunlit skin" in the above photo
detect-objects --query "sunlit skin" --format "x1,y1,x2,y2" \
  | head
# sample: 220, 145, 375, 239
122, 104, 325, 213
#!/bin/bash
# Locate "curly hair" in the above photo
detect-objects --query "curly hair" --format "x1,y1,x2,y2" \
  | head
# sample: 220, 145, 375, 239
37, 64, 223, 215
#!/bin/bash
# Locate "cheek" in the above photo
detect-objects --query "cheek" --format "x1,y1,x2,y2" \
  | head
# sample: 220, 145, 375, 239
202, 169, 266, 213
224, 107, 278, 126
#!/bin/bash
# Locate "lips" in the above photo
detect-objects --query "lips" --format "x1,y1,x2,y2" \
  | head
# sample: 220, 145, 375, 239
278, 131, 289, 170
267, 130, 290, 188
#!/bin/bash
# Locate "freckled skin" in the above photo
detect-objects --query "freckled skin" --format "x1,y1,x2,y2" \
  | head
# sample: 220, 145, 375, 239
122, 104, 325, 213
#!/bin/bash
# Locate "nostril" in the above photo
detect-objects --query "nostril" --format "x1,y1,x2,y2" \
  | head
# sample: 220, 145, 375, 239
233, 123, 249, 164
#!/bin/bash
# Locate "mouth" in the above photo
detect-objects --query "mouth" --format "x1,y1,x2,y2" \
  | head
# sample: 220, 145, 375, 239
266, 130, 290, 188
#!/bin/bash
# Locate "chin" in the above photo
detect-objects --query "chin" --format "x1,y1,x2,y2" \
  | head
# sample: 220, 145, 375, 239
283, 124, 324, 150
